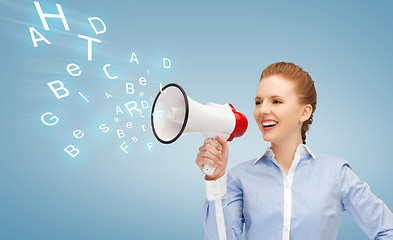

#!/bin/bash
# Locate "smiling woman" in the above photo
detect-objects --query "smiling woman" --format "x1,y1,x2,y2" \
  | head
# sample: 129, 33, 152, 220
195, 62, 393, 240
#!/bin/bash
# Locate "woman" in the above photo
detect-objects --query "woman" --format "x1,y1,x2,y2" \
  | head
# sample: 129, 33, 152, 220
195, 62, 393, 240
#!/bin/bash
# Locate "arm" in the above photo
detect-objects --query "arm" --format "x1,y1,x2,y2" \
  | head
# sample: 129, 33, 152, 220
196, 137, 244, 240
204, 171, 245, 240
340, 164, 393, 239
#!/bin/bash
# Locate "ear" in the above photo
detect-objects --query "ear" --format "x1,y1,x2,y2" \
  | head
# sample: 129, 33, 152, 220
299, 104, 312, 123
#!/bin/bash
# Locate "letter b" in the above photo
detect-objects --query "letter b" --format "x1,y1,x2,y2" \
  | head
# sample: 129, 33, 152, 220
47, 80, 70, 99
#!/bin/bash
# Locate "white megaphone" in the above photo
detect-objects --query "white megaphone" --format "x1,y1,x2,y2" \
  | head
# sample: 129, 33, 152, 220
151, 83, 248, 176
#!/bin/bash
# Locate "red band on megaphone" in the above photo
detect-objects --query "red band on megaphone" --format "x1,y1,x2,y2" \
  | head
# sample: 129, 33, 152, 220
227, 103, 248, 141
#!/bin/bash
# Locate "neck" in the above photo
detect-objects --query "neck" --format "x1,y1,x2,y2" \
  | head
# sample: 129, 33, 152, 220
270, 133, 303, 174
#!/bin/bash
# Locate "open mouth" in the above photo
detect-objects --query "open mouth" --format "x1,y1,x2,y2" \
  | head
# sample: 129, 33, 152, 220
262, 121, 278, 130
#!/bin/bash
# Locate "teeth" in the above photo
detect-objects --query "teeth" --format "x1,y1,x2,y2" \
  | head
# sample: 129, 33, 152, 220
262, 121, 278, 127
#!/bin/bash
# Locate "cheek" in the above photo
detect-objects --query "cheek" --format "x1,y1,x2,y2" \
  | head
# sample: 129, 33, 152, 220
253, 107, 259, 121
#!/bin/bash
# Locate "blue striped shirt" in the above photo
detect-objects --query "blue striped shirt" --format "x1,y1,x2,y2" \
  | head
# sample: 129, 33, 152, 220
203, 144, 393, 239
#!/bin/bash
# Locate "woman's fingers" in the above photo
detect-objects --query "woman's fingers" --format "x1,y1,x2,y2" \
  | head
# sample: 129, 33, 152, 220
197, 150, 222, 166
204, 138, 222, 151
199, 144, 222, 160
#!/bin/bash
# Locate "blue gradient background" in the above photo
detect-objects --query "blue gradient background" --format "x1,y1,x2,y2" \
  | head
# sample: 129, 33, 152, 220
1, 0, 393, 239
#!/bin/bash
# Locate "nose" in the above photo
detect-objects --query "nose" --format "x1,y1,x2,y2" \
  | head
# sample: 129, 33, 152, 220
257, 102, 271, 116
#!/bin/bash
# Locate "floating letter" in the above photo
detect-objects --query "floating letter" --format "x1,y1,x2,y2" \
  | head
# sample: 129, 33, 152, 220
34, 1, 70, 30
103, 64, 118, 79
124, 101, 142, 117
141, 100, 149, 109
29, 27, 51, 47
117, 129, 125, 139
41, 112, 59, 126
116, 106, 124, 114
67, 63, 81, 76
130, 52, 139, 64
78, 34, 101, 61
120, 142, 128, 154
73, 129, 84, 139
88, 17, 106, 34
64, 145, 79, 158
139, 77, 147, 86
99, 124, 109, 133
47, 80, 69, 99
126, 83, 134, 94
163, 58, 171, 69
78, 92, 89, 103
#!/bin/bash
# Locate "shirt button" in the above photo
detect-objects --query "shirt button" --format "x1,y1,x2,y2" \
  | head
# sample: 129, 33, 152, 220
286, 204, 290, 208
285, 228, 289, 232
285, 184, 289, 189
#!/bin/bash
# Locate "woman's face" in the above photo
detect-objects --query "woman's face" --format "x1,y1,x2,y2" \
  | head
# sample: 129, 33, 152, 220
254, 75, 308, 144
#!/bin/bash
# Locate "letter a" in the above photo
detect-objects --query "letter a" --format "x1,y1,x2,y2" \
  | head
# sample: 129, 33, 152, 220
29, 27, 51, 47
130, 52, 139, 64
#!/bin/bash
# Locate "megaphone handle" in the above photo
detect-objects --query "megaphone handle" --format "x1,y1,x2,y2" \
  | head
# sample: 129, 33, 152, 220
202, 137, 219, 176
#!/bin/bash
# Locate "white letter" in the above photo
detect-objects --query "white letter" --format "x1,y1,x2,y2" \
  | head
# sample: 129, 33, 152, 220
116, 106, 123, 114
73, 129, 84, 139
41, 112, 59, 126
155, 110, 163, 120
29, 27, 51, 47
106, 93, 112, 99
126, 122, 132, 128
67, 63, 81, 76
130, 52, 139, 64
64, 145, 79, 158
141, 100, 149, 109
88, 17, 106, 34
126, 83, 134, 94
139, 77, 146, 86
124, 101, 142, 117
148, 142, 153, 151
114, 118, 119, 123
159, 82, 166, 93
99, 124, 109, 133
103, 64, 118, 79
47, 80, 69, 99
117, 129, 124, 139
78, 34, 101, 61
132, 136, 138, 143
163, 58, 171, 69
141, 125, 146, 131
34, 1, 70, 30
120, 142, 128, 154
78, 92, 89, 103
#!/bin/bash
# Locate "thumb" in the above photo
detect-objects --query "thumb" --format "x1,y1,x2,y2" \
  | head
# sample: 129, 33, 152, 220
217, 136, 229, 157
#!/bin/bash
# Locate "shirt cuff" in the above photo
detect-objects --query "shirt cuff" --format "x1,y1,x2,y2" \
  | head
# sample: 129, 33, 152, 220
205, 173, 227, 201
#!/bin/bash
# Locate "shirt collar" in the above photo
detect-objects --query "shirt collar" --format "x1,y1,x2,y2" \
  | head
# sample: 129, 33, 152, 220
254, 143, 315, 164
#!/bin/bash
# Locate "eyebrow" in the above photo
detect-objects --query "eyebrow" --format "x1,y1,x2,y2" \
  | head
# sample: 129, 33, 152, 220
255, 95, 285, 100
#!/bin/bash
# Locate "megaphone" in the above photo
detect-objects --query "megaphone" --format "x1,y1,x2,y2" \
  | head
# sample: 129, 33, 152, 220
151, 83, 248, 175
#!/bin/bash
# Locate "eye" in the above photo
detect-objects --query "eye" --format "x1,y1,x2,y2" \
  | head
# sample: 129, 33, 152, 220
273, 100, 281, 104
255, 101, 261, 105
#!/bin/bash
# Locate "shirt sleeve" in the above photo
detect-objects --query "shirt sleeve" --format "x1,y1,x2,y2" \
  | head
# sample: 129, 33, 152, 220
340, 163, 393, 239
203, 170, 245, 240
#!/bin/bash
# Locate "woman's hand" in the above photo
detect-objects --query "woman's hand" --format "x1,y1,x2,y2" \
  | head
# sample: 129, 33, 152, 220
195, 136, 229, 181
